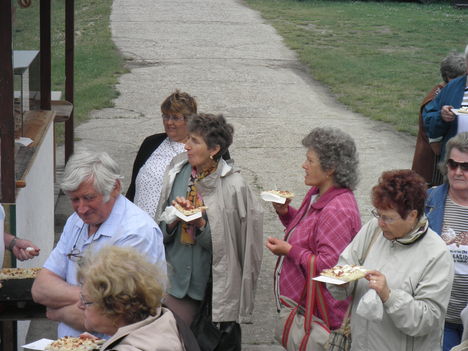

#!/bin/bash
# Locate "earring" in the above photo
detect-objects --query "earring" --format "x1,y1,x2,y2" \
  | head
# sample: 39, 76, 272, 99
210, 155, 214, 160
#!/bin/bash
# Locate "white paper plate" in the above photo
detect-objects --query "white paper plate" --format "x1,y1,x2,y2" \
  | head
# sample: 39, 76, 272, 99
312, 275, 348, 285
22, 338, 53, 350
452, 108, 468, 116
260, 191, 287, 204
175, 209, 203, 222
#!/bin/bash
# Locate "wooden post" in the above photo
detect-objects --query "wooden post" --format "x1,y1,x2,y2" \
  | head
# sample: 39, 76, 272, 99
65, 0, 75, 162
0, 0, 16, 203
40, 0, 51, 111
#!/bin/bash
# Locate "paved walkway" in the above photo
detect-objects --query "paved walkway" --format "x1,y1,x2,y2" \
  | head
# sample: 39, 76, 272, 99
30, 0, 415, 349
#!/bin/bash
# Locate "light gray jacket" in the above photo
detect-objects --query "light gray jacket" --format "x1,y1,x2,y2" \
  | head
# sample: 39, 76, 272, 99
100, 307, 184, 351
157, 156, 264, 323
328, 218, 453, 351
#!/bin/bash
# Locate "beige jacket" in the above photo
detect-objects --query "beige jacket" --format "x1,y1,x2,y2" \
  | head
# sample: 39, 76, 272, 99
100, 307, 184, 351
157, 156, 264, 323
328, 218, 453, 351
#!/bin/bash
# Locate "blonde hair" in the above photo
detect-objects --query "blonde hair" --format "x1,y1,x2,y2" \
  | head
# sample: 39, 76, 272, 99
77, 246, 166, 324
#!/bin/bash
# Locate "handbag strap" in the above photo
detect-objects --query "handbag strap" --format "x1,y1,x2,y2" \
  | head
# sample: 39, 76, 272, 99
304, 255, 330, 331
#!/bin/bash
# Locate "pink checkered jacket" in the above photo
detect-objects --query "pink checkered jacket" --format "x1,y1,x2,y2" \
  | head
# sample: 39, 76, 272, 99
275, 186, 361, 329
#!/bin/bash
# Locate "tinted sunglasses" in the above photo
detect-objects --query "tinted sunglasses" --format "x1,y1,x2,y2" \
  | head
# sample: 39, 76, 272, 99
447, 159, 468, 171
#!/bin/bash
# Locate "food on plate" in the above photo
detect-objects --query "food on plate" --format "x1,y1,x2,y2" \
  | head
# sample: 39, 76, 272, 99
0, 267, 41, 280
265, 190, 295, 199
457, 107, 468, 114
45, 336, 104, 351
174, 203, 208, 216
320, 264, 368, 282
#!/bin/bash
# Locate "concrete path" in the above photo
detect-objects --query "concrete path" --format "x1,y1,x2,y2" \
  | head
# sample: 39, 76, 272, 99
32, 0, 415, 349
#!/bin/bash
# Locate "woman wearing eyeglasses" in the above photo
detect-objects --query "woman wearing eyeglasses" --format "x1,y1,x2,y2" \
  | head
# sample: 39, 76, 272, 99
126, 90, 197, 218
426, 132, 468, 351
77, 246, 189, 351
328, 169, 453, 351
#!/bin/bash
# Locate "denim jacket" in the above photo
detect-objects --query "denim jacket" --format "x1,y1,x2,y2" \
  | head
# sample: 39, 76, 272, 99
425, 183, 449, 235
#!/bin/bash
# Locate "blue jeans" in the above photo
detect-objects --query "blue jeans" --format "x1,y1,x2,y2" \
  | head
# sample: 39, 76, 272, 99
443, 321, 464, 351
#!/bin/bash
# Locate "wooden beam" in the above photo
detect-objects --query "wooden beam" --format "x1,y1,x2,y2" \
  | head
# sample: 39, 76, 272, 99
65, 0, 75, 162
0, 0, 16, 203
40, 0, 51, 111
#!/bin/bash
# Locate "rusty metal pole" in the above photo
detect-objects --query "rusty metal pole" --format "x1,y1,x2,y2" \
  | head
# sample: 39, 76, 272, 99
64, 0, 75, 162
0, 0, 16, 203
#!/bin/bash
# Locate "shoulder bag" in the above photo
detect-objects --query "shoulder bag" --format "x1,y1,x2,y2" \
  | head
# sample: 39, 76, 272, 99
274, 255, 331, 351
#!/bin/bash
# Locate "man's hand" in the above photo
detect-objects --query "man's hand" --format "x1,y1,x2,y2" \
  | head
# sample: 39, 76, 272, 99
47, 304, 85, 331
441, 105, 456, 122
266, 236, 292, 256
32, 269, 80, 308
12, 238, 40, 261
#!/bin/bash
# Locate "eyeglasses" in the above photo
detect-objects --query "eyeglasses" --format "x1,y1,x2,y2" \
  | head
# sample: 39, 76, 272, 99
162, 114, 185, 122
371, 209, 397, 224
66, 225, 86, 262
80, 293, 94, 308
447, 159, 468, 172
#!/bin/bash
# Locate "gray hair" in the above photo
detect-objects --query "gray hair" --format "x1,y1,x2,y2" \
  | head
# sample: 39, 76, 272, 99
439, 132, 468, 179
61, 150, 123, 201
188, 113, 233, 160
302, 127, 359, 190
440, 52, 466, 83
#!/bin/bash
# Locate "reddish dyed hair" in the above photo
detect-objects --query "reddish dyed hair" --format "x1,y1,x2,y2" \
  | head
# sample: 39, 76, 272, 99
372, 170, 427, 219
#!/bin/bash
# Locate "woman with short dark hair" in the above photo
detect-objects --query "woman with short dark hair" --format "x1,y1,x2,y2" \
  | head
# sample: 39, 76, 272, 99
329, 170, 454, 351
156, 113, 263, 350
126, 90, 197, 217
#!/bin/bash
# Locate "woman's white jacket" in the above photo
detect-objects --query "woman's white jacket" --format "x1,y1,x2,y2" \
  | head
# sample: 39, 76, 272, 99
328, 218, 453, 351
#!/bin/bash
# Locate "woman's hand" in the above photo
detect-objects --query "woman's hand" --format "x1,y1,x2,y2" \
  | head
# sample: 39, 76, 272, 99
79, 332, 99, 340
172, 196, 194, 210
272, 199, 291, 216
172, 197, 206, 229
441, 105, 456, 122
366, 270, 391, 303
266, 236, 292, 256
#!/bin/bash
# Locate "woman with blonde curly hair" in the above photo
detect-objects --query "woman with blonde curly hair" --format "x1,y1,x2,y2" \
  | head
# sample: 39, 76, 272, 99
77, 246, 186, 351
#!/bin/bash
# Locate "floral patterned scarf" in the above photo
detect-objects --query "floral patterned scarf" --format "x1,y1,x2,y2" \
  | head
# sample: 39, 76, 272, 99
180, 162, 218, 244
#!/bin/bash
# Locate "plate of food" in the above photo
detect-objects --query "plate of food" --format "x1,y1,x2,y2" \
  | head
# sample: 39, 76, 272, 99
0, 267, 41, 280
452, 107, 468, 115
260, 190, 295, 204
174, 203, 208, 222
313, 264, 369, 285
23, 336, 104, 351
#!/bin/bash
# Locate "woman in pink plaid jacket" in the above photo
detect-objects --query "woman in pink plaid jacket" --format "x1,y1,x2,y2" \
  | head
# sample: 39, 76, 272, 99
267, 127, 361, 330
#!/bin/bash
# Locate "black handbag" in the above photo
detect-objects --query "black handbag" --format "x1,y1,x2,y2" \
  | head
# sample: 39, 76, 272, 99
190, 281, 241, 351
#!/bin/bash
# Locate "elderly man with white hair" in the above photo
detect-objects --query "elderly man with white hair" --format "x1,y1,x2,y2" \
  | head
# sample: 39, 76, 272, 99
32, 150, 165, 339
424, 44, 468, 157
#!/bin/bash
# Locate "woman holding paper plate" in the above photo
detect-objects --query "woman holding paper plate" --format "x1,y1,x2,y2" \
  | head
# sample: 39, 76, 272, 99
156, 113, 263, 349
266, 127, 362, 331
327, 170, 454, 351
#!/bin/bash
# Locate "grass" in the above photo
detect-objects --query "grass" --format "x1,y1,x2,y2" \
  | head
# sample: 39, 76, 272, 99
13, 0, 125, 142
244, 0, 468, 135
